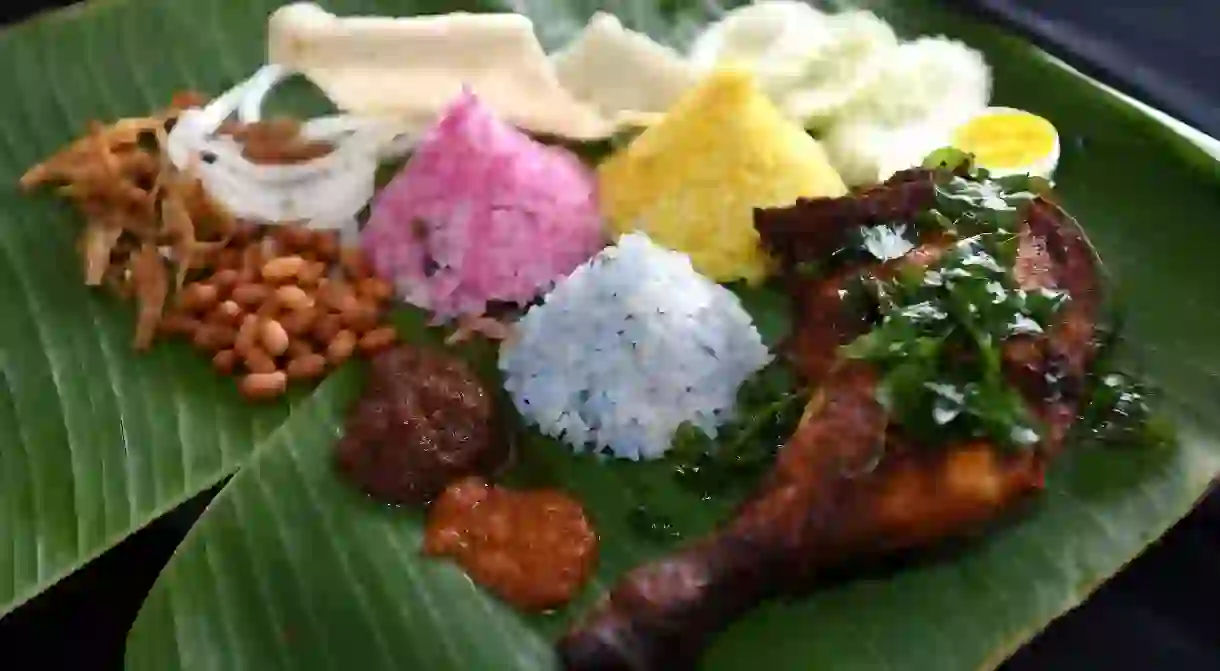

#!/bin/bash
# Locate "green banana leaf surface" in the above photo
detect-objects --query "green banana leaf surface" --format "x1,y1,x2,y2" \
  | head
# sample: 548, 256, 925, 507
1, 0, 1218, 669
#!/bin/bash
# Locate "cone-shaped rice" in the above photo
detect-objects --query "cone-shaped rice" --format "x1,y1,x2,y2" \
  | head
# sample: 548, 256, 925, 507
362, 91, 604, 320
597, 68, 848, 284
500, 232, 772, 460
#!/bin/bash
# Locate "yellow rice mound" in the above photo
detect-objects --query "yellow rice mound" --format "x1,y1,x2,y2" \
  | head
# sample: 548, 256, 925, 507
597, 68, 848, 284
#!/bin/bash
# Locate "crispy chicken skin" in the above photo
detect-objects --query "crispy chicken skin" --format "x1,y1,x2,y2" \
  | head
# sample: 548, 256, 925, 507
558, 172, 1102, 671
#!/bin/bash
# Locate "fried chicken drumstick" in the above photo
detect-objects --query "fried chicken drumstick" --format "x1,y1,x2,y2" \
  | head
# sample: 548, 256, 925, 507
559, 169, 1102, 670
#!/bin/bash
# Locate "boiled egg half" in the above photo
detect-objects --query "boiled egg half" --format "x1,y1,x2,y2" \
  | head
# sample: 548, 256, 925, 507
949, 106, 1060, 178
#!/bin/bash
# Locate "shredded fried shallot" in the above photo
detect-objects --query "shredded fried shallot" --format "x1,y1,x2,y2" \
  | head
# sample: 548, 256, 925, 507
130, 243, 169, 350
444, 315, 518, 346
20, 96, 229, 349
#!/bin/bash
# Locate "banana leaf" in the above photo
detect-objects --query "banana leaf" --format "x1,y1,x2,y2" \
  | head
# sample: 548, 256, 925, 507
0, 1, 1217, 670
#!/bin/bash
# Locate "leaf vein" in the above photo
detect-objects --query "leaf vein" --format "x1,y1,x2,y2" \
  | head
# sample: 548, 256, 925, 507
280, 418, 402, 670
247, 452, 339, 669
0, 213, 81, 581
229, 481, 296, 667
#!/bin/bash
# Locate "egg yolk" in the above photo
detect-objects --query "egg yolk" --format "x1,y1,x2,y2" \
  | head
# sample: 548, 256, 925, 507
951, 111, 1056, 169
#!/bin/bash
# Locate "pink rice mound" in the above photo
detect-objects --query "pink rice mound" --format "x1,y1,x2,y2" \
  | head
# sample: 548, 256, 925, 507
361, 90, 605, 320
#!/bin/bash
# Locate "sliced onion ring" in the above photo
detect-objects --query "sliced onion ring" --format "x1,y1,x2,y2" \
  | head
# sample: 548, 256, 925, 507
167, 65, 414, 230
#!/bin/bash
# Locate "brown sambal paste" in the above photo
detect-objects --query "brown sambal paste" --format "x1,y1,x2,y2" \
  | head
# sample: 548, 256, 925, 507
424, 477, 598, 611
334, 344, 508, 506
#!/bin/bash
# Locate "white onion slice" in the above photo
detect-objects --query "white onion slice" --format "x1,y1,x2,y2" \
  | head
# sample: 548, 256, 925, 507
236, 64, 290, 124
301, 115, 419, 159
166, 65, 412, 230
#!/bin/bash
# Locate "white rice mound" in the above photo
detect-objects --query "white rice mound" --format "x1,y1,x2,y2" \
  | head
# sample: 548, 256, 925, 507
499, 232, 773, 460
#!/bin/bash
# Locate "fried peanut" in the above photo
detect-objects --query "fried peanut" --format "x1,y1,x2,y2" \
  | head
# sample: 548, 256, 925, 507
235, 314, 260, 355
340, 247, 372, 279
259, 318, 290, 357
210, 299, 243, 326
327, 329, 357, 365
176, 282, 219, 313
358, 327, 397, 353
274, 285, 313, 311
286, 354, 327, 380
261, 255, 307, 283
341, 300, 380, 333
239, 371, 287, 400
279, 306, 318, 337
312, 313, 343, 345
356, 276, 394, 303
231, 283, 271, 307
242, 346, 278, 375
212, 349, 237, 374
192, 323, 235, 352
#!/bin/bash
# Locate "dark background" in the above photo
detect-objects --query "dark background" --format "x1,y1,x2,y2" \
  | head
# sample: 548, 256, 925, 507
1, 0, 1218, 669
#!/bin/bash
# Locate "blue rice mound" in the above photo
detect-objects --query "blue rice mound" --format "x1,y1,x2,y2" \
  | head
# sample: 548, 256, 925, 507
499, 232, 773, 460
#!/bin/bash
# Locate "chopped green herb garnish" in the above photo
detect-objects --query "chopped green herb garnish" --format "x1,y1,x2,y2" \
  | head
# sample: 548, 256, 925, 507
1083, 372, 1158, 444
918, 147, 1052, 239
824, 223, 917, 270
861, 223, 917, 261
667, 362, 807, 498
818, 222, 922, 275
1075, 323, 1173, 449
921, 146, 974, 172
930, 175, 1039, 237
841, 160, 1073, 452
844, 234, 1066, 450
